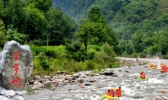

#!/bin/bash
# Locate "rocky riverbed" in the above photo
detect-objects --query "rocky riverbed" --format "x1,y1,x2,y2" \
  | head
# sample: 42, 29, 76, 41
24, 58, 168, 100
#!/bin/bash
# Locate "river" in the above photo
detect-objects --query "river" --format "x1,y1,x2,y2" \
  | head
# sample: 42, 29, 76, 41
25, 58, 168, 100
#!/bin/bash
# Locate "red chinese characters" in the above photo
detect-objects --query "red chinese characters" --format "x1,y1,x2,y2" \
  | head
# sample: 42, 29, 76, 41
11, 77, 21, 87
13, 51, 19, 60
12, 63, 19, 75
11, 51, 21, 87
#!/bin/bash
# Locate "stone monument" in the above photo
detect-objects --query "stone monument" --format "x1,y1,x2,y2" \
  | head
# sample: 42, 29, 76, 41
0, 40, 33, 91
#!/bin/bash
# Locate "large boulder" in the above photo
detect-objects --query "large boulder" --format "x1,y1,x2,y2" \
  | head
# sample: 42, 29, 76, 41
0, 40, 33, 90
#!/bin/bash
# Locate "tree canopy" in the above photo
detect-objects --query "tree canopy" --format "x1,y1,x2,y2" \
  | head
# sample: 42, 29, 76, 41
0, 0, 74, 45
76, 5, 118, 52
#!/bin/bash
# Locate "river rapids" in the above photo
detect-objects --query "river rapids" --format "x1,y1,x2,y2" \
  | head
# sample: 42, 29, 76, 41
25, 58, 168, 100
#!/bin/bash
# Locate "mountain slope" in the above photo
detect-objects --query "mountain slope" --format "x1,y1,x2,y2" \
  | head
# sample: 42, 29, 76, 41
53, 0, 168, 40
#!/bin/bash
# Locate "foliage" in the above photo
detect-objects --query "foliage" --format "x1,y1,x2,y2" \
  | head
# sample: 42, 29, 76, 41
31, 45, 119, 75
100, 43, 116, 67
0, 0, 3, 18
26, 0, 52, 12
0, 20, 7, 48
0, 0, 74, 46
132, 31, 144, 53
65, 42, 86, 61
26, 86, 34, 95
53, 0, 168, 41
76, 5, 118, 53
6, 29, 28, 44
46, 7, 73, 45
6, 0, 25, 31
0, 0, 25, 31
117, 39, 127, 55
23, 4, 47, 41
88, 5, 106, 24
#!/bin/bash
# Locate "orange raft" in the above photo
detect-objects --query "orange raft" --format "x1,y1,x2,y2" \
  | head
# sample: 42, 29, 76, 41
160, 63, 168, 72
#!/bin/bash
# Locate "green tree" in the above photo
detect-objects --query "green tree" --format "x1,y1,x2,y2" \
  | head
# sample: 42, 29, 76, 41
6, 29, 28, 44
157, 30, 168, 55
0, 0, 26, 32
23, 4, 47, 41
46, 7, 73, 45
125, 41, 135, 55
117, 39, 127, 55
5, 0, 25, 32
103, 25, 118, 46
26, 0, 52, 12
88, 5, 118, 46
66, 42, 86, 61
76, 5, 118, 53
1, 0, 10, 30
100, 43, 116, 68
0, 20, 7, 47
76, 21, 96, 52
0, 0, 3, 18
132, 30, 144, 53
88, 5, 106, 24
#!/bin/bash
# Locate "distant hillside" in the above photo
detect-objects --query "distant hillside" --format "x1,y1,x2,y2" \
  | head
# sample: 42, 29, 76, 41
53, 0, 95, 22
52, 0, 77, 13
53, 0, 168, 40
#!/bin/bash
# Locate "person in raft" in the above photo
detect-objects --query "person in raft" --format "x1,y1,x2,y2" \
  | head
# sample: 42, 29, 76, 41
116, 87, 122, 97
106, 89, 111, 96
139, 70, 146, 79
110, 88, 115, 97
106, 87, 122, 97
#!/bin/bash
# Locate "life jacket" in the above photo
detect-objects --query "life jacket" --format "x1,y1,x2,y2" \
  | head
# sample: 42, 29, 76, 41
106, 91, 111, 96
150, 63, 153, 68
139, 73, 143, 78
116, 88, 121, 97
160, 63, 165, 68
110, 89, 114, 97
141, 73, 146, 79
139, 72, 146, 79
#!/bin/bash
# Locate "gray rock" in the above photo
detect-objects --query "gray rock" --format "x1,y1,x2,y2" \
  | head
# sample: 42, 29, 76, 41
0, 40, 33, 90
32, 81, 44, 90
5, 90, 15, 99
100, 70, 114, 76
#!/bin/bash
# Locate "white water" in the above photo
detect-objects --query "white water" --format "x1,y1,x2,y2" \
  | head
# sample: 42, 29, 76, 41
25, 58, 168, 100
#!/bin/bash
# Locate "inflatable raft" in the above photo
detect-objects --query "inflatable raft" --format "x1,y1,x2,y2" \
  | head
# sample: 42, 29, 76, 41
149, 66, 157, 69
160, 67, 168, 72
149, 64, 157, 69
136, 78, 148, 81
100, 94, 120, 100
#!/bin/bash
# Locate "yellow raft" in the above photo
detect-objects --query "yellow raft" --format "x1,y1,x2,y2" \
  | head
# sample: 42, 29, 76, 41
150, 67, 157, 69
149, 63, 157, 69
100, 94, 120, 100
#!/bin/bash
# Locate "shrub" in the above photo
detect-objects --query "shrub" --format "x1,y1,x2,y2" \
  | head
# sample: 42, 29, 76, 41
86, 60, 95, 70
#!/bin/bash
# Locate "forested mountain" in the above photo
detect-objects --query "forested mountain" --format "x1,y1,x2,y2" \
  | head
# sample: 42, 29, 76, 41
53, 0, 168, 40
53, 0, 95, 22
1, 0, 168, 58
